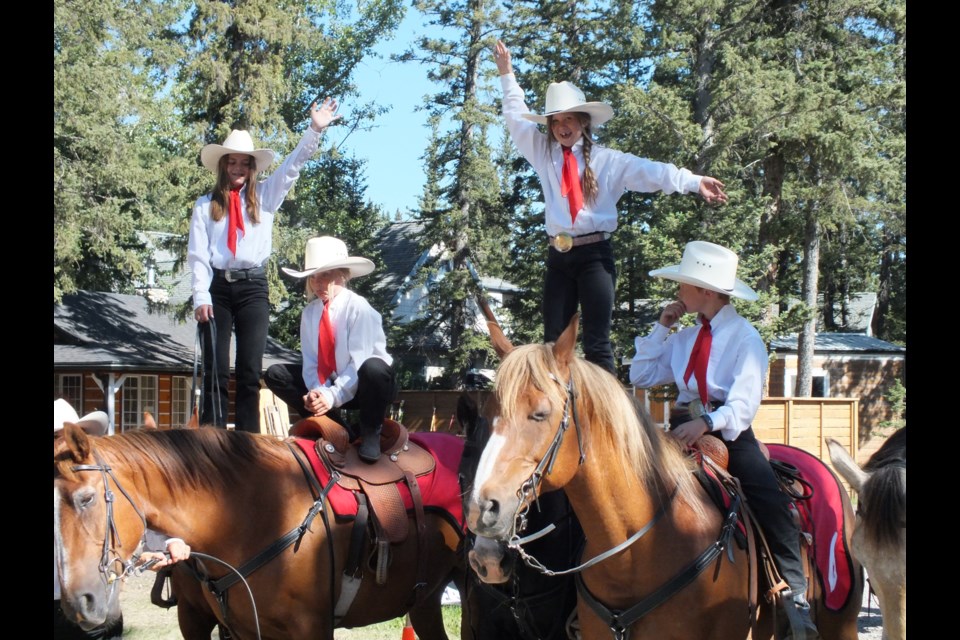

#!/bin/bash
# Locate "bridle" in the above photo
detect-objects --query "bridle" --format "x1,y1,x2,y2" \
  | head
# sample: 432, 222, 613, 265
68, 449, 151, 586
505, 374, 674, 578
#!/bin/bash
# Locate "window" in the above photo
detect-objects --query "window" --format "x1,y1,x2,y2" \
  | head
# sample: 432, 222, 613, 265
784, 369, 830, 398
121, 375, 158, 431
171, 376, 191, 428
54, 373, 83, 410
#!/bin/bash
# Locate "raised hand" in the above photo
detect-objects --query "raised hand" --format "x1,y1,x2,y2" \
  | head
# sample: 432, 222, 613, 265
310, 97, 342, 132
493, 40, 513, 76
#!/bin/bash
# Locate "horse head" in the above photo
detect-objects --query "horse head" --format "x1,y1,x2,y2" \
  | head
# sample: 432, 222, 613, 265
54, 424, 143, 630
465, 314, 587, 540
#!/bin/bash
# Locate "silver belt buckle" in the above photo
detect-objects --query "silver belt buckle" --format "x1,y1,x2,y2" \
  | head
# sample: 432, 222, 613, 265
688, 399, 713, 419
552, 232, 574, 253
224, 269, 236, 283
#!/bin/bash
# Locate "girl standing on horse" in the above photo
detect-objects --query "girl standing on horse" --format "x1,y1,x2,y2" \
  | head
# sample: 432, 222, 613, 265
188, 98, 341, 432
629, 241, 819, 639
264, 236, 397, 463
493, 40, 727, 374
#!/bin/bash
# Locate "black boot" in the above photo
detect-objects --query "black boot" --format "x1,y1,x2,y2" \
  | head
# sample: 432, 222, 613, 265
358, 423, 382, 463
778, 590, 821, 640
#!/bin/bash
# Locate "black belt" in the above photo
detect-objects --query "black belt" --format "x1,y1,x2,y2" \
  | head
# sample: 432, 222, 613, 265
213, 267, 266, 282
548, 231, 611, 253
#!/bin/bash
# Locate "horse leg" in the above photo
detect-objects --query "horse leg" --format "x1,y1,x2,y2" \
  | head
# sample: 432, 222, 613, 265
408, 578, 450, 640
870, 576, 906, 640
169, 569, 221, 640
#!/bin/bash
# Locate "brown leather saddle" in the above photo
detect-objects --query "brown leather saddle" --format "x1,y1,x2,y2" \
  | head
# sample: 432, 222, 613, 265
289, 416, 435, 544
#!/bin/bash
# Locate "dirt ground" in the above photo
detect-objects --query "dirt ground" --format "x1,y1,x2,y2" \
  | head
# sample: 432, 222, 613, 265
118, 570, 887, 639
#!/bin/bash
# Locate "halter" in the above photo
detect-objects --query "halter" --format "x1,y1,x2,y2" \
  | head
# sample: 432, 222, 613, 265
69, 450, 150, 585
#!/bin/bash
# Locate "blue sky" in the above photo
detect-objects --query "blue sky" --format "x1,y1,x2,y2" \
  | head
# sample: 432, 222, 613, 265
333, 11, 440, 219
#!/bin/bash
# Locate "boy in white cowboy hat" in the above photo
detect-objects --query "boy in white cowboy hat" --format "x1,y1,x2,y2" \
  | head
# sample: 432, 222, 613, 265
629, 241, 819, 639
188, 97, 341, 433
493, 41, 728, 375
264, 236, 397, 463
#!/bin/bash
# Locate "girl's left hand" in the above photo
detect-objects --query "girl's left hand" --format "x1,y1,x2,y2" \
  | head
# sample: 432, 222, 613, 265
699, 177, 728, 205
310, 97, 341, 132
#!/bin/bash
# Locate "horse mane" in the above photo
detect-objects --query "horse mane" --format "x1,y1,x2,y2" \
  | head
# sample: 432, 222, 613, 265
495, 343, 703, 517
860, 427, 906, 549
65, 429, 290, 493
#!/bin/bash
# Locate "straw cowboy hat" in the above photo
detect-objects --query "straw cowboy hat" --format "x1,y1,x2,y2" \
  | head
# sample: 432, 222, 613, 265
282, 236, 376, 280
54, 398, 109, 436
522, 81, 615, 127
200, 130, 277, 174
649, 241, 758, 301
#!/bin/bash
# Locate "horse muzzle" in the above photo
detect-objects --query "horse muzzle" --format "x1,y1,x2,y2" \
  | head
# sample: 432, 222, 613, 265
61, 583, 121, 630
468, 535, 514, 584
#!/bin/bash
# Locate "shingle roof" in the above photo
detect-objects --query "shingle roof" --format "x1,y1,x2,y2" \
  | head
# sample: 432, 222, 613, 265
54, 291, 299, 372
770, 332, 905, 354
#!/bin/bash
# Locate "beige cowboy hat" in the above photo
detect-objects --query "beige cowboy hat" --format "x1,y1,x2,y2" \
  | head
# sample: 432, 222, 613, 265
282, 236, 376, 280
200, 130, 277, 174
522, 81, 614, 127
54, 398, 109, 436
649, 241, 758, 301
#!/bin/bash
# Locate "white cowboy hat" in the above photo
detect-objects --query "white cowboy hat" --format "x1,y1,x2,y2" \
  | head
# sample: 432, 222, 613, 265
54, 398, 109, 436
522, 81, 615, 127
200, 130, 277, 174
649, 241, 758, 301
282, 236, 376, 280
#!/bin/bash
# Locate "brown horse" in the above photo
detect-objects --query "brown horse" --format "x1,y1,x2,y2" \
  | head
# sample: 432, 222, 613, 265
54, 424, 468, 640
464, 316, 862, 639
828, 429, 906, 640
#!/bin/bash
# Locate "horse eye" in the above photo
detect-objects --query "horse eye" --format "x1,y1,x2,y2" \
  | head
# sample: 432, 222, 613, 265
529, 411, 548, 422
74, 487, 96, 511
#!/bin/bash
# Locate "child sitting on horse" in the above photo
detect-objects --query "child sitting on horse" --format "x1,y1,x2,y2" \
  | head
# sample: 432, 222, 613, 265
629, 241, 820, 640
265, 236, 397, 463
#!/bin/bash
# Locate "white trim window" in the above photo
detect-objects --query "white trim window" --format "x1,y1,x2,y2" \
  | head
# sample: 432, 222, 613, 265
54, 373, 83, 411
171, 376, 191, 428
121, 375, 158, 431
784, 369, 830, 398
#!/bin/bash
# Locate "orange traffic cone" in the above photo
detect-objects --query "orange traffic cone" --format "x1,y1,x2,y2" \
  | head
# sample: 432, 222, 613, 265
401, 615, 415, 640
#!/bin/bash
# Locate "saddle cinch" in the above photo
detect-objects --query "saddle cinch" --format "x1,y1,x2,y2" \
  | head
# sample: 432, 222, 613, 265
289, 416, 435, 587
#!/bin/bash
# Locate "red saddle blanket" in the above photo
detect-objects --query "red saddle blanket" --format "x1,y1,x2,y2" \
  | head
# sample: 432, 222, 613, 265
766, 444, 856, 611
293, 432, 465, 532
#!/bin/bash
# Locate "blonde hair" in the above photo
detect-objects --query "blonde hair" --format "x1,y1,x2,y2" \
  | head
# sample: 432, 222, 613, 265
547, 113, 599, 206
209, 155, 261, 224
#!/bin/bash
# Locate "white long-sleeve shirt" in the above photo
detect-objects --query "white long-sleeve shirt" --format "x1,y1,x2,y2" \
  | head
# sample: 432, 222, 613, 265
500, 73, 704, 237
629, 304, 768, 442
188, 127, 322, 309
300, 290, 393, 408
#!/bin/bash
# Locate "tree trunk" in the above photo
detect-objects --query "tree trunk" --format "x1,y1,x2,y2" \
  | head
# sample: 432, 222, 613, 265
795, 207, 820, 396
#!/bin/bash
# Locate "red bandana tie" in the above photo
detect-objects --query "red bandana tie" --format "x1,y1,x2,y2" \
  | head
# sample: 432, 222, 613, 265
683, 315, 712, 407
317, 304, 336, 385
227, 186, 245, 257
560, 146, 584, 224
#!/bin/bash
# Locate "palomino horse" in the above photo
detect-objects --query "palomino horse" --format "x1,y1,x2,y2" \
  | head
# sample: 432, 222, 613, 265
457, 393, 582, 639
54, 424, 468, 639
465, 316, 862, 639
828, 429, 906, 640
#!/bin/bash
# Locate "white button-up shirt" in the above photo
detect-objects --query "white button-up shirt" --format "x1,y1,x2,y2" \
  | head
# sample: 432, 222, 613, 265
629, 304, 768, 441
300, 289, 393, 408
188, 127, 322, 308
500, 73, 704, 237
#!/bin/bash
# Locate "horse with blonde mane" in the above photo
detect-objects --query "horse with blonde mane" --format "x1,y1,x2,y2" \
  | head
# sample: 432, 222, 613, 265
54, 423, 468, 639
465, 315, 862, 639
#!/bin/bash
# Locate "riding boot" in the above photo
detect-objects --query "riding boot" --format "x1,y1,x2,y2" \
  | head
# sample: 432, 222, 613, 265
777, 589, 821, 640
358, 422, 382, 463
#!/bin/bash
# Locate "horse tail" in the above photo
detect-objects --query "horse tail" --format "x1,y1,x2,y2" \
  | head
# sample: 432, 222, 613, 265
859, 464, 906, 549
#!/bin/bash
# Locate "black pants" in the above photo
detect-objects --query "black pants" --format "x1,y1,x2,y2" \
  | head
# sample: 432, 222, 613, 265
717, 427, 807, 593
201, 273, 270, 432
264, 358, 397, 433
543, 239, 616, 374
54, 601, 122, 640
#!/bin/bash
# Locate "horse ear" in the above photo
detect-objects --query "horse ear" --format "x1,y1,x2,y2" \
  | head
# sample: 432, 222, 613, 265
186, 406, 200, 430
61, 422, 93, 462
488, 320, 514, 359
826, 437, 868, 494
552, 313, 580, 369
